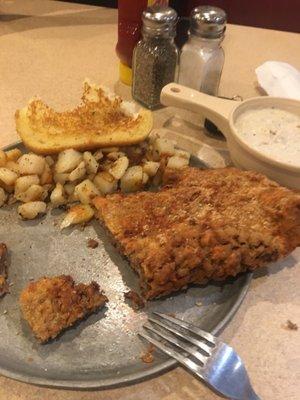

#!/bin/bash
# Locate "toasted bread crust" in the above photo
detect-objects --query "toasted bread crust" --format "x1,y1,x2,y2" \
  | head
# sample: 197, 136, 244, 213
15, 82, 153, 154
20, 275, 107, 342
94, 167, 300, 299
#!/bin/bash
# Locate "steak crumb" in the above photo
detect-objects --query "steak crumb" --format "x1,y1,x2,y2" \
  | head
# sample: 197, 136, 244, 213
124, 290, 145, 310
141, 344, 155, 363
87, 239, 99, 249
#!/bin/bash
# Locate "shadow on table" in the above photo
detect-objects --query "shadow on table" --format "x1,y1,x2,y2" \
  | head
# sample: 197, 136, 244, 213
0, 8, 116, 37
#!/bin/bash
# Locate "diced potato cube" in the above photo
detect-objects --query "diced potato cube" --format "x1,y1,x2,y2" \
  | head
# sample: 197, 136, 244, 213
18, 201, 46, 220
6, 161, 20, 175
174, 149, 190, 160
40, 162, 53, 185
64, 183, 75, 196
83, 152, 99, 174
68, 192, 79, 203
0, 167, 18, 186
0, 183, 14, 193
50, 183, 66, 206
45, 155, 55, 167
60, 204, 94, 230
153, 138, 175, 157
120, 166, 143, 193
167, 156, 189, 169
6, 148, 22, 162
109, 156, 129, 180
142, 161, 160, 177
0, 150, 7, 167
69, 161, 86, 182
142, 172, 149, 185
41, 184, 54, 201
88, 173, 96, 181
93, 150, 103, 161
15, 175, 39, 196
18, 153, 45, 176
15, 184, 44, 203
55, 149, 82, 173
0, 188, 7, 207
94, 172, 117, 194
106, 151, 126, 161
53, 172, 69, 185
74, 179, 100, 204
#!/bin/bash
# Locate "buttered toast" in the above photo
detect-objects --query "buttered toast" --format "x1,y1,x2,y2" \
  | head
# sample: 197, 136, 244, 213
15, 81, 153, 155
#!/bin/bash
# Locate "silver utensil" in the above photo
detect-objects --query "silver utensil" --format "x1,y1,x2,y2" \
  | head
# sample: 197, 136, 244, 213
140, 313, 260, 400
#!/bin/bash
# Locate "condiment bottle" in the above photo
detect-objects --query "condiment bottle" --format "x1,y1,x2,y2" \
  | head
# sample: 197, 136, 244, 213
132, 6, 179, 109
116, 0, 169, 86
178, 6, 227, 96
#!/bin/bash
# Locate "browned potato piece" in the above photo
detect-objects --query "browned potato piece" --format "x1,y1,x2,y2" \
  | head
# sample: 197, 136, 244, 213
120, 166, 143, 193
18, 154, 45, 176
15, 184, 44, 202
15, 175, 40, 196
6, 148, 22, 162
0, 168, 18, 186
40, 163, 53, 185
55, 149, 82, 174
74, 179, 100, 205
60, 204, 94, 230
0, 150, 7, 167
94, 172, 117, 194
18, 201, 46, 220
50, 183, 66, 206
0, 188, 7, 207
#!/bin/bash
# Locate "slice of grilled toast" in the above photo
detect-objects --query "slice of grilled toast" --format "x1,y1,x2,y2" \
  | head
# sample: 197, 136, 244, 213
15, 81, 153, 155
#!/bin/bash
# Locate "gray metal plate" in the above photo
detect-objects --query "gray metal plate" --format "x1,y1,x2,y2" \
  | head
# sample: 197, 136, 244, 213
0, 143, 252, 389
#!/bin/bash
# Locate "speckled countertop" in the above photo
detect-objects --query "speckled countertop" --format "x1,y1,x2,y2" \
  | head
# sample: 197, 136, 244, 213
0, 1, 299, 399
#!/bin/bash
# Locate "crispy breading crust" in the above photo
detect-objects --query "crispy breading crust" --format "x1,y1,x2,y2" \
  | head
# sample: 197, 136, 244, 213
20, 275, 107, 342
93, 167, 300, 299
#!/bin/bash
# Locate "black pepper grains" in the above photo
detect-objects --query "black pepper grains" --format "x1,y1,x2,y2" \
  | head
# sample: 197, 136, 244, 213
132, 6, 179, 110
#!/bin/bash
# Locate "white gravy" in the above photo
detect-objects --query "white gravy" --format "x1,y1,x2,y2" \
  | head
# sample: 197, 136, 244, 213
235, 107, 300, 167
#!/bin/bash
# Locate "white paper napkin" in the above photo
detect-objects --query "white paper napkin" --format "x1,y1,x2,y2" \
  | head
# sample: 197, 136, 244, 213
255, 61, 300, 100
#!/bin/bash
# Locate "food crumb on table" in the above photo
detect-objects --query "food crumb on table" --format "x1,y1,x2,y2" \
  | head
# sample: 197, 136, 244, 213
141, 344, 155, 364
283, 320, 298, 331
87, 238, 99, 249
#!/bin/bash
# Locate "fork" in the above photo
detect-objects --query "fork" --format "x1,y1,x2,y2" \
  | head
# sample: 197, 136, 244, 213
140, 313, 260, 400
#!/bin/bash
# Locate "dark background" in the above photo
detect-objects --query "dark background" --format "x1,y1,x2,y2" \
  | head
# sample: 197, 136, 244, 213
61, 0, 299, 33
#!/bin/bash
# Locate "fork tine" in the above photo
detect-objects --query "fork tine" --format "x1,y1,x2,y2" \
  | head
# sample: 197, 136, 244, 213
139, 332, 204, 379
148, 316, 212, 355
153, 312, 216, 345
144, 323, 208, 364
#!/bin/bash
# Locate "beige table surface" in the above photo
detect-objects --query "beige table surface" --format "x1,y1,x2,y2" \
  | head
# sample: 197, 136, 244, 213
0, 1, 299, 399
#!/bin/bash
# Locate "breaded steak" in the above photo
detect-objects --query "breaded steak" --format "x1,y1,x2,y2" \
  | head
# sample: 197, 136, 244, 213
93, 167, 300, 299
20, 275, 107, 342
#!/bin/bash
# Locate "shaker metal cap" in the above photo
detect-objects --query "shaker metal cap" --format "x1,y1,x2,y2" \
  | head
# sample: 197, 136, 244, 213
190, 6, 227, 38
142, 6, 178, 36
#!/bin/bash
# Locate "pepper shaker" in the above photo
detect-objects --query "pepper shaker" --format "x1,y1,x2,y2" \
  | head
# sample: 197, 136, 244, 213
132, 6, 179, 109
179, 6, 227, 96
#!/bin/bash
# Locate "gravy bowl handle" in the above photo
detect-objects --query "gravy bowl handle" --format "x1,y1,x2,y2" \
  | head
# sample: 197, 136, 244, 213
161, 83, 237, 137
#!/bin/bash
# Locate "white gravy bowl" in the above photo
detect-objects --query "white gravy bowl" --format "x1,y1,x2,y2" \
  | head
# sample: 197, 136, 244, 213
161, 83, 300, 189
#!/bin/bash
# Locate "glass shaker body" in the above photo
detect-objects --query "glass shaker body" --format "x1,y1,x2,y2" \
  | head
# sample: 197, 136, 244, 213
179, 35, 224, 96
132, 33, 179, 109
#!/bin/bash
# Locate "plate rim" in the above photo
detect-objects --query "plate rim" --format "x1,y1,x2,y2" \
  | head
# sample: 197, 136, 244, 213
0, 141, 253, 389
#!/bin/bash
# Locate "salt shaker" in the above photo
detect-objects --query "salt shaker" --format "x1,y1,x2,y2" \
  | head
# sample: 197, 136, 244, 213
179, 6, 226, 96
132, 6, 179, 109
